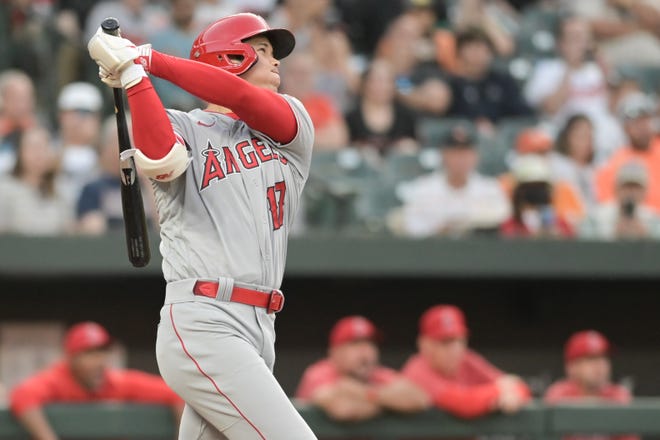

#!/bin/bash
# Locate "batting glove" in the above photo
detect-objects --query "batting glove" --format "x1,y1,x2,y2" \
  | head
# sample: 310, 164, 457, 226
88, 27, 140, 73
98, 45, 151, 89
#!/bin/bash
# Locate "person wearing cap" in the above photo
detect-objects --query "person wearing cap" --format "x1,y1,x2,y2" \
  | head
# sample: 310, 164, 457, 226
395, 125, 510, 237
545, 330, 638, 440
296, 316, 429, 421
500, 155, 575, 238
499, 127, 586, 225
9, 322, 183, 440
55, 82, 103, 205
402, 305, 530, 419
581, 160, 660, 240
596, 91, 660, 212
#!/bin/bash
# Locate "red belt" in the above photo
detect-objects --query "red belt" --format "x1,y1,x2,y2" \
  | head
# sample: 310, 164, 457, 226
192, 280, 284, 314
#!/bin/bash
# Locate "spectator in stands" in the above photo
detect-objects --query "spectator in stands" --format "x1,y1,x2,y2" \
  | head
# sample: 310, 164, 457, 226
150, 0, 202, 111
296, 316, 429, 421
10, 321, 183, 440
524, 16, 612, 156
596, 92, 660, 212
0, 0, 58, 108
84, 0, 168, 44
76, 116, 150, 235
552, 114, 598, 209
565, 0, 660, 67
334, 0, 404, 56
269, 0, 335, 52
377, 13, 451, 117
346, 60, 418, 154
395, 125, 509, 237
500, 128, 586, 225
55, 82, 102, 206
545, 330, 637, 440
581, 161, 660, 240
0, 126, 73, 236
500, 155, 575, 238
402, 305, 530, 419
194, 0, 240, 28
310, 26, 360, 113
598, 72, 641, 162
0, 70, 38, 174
281, 52, 349, 150
452, 0, 517, 57
445, 27, 532, 136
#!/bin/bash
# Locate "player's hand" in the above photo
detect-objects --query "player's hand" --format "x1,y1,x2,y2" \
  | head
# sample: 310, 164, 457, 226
98, 44, 151, 89
88, 27, 140, 73
99, 66, 121, 88
495, 375, 529, 414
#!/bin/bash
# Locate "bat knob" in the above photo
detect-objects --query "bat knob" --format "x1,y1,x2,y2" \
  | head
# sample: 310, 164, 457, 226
101, 17, 120, 36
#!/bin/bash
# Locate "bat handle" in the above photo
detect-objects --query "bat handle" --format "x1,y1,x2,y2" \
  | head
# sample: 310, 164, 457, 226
101, 17, 120, 36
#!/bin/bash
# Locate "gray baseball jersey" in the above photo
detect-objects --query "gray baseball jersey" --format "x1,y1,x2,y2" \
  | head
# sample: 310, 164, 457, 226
152, 95, 313, 289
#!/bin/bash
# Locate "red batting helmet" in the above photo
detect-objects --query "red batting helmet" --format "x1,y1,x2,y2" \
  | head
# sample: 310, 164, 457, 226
190, 13, 295, 75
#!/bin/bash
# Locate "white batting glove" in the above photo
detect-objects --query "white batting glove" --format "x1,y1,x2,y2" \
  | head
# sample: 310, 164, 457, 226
98, 43, 152, 89
88, 27, 139, 73
98, 62, 146, 89
99, 66, 121, 88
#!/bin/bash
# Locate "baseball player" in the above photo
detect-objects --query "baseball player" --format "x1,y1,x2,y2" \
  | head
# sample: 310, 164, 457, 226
87, 13, 316, 440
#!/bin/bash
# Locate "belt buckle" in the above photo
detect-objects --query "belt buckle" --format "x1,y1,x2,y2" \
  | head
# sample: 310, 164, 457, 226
267, 290, 284, 314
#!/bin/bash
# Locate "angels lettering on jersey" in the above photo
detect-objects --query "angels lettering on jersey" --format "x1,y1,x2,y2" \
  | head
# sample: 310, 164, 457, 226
199, 137, 288, 190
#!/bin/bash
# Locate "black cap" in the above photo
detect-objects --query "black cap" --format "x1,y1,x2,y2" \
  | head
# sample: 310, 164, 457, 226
440, 124, 476, 149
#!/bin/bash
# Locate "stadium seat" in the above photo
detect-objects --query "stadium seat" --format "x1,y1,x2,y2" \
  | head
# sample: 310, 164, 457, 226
616, 65, 660, 94
305, 148, 381, 231
382, 149, 440, 185
417, 118, 476, 148
479, 117, 540, 176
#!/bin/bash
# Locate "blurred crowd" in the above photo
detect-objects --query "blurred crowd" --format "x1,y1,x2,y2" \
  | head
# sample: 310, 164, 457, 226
3, 0, 660, 240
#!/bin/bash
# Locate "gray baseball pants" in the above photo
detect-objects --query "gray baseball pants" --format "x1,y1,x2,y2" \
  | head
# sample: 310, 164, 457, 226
155, 278, 317, 440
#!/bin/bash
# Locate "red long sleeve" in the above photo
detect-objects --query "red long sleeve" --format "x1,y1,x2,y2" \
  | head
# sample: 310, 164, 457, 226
125, 79, 176, 160
149, 50, 297, 144
431, 382, 500, 419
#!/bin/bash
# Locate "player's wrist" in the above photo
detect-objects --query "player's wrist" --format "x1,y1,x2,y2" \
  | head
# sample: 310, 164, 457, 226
121, 63, 147, 89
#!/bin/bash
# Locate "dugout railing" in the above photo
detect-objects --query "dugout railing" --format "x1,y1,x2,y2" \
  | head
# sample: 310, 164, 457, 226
1, 400, 660, 439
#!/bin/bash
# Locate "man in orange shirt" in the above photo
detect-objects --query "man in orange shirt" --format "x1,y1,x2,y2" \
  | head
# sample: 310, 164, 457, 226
296, 315, 429, 421
402, 305, 530, 419
10, 322, 183, 440
545, 330, 637, 440
596, 92, 660, 212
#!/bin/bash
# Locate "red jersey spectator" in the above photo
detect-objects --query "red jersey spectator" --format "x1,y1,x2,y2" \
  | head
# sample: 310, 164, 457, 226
545, 330, 638, 440
10, 322, 183, 440
402, 305, 530, 419
296, 315, 428, 421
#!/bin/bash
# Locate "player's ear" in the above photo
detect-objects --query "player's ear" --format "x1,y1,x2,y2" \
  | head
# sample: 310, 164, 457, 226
227, 54, 244, 66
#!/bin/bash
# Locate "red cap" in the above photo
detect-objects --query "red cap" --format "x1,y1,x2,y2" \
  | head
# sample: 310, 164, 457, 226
564, 330, 610, 362
419, 305, 468, 340
516, 129, 553, 154
329, 316, 380, 348
64, 322, 112, 356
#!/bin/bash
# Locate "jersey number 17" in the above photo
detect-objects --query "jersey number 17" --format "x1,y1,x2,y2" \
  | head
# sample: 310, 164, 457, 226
266, 181, 286, 230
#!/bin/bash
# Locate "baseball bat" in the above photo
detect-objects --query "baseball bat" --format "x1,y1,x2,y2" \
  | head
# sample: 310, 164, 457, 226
101, 17, 151, 268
